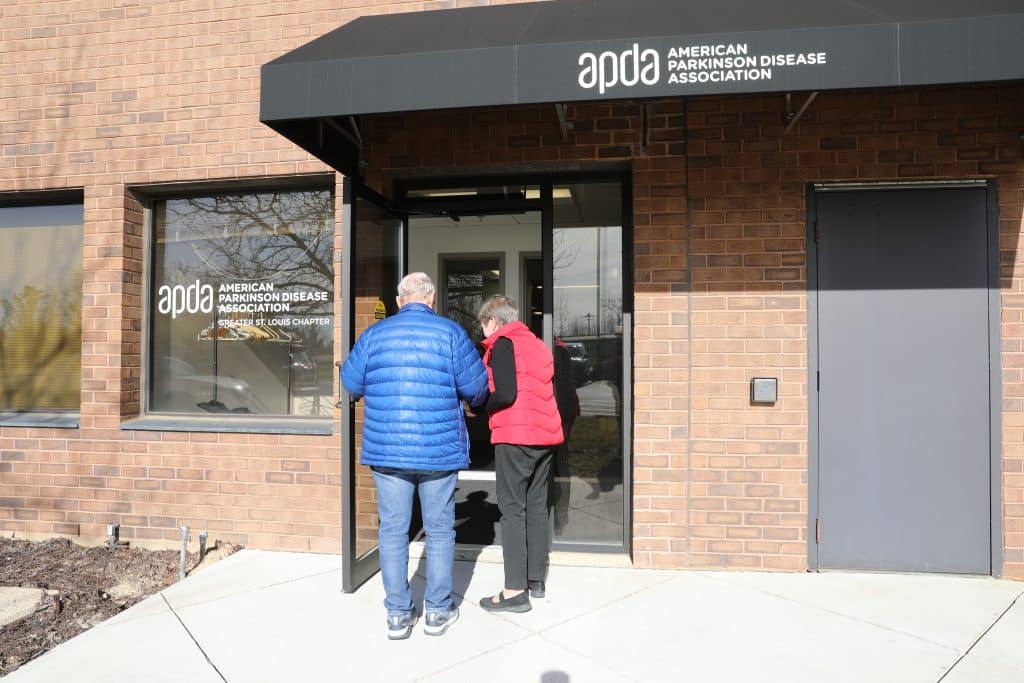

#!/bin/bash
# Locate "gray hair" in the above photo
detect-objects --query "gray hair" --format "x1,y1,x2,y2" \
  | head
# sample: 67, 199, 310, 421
397, 272, 435, 304
477, 294, 518, 327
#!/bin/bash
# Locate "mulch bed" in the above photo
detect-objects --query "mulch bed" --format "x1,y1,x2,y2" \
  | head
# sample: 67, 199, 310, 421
0, 537, 196, 676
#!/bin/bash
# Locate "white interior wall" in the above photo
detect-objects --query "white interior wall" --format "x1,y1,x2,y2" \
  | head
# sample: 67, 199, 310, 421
408, 213, 542, 306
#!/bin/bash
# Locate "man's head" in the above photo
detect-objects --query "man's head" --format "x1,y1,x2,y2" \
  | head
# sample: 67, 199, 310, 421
396, 272, 436, 309
476, 294, 518, 337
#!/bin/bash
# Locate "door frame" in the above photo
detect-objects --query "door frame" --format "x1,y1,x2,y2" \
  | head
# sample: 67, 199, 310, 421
395, 170, 634, 555
340, 178, 407, 592
806, 180, 1002, 576
437, 251, 507, 323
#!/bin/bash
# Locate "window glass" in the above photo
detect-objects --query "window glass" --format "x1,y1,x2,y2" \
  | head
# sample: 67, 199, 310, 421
552, 182, 624, 546
441, 255, 502, 347
0, 204, 83, 411
150, 190, 334, 416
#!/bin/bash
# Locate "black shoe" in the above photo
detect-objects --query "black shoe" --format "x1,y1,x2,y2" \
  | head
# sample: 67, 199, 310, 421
528, 580, 545, 599
479, 590, 532, 613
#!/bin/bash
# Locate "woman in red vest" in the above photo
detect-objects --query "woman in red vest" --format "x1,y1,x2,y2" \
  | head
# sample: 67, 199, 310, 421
476, 294, 564, 613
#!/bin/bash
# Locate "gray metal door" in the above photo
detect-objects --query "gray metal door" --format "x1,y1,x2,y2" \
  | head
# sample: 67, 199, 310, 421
813, 185, 993, 573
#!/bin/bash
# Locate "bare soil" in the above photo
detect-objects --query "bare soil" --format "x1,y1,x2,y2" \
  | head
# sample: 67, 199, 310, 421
0, 537, 239, 677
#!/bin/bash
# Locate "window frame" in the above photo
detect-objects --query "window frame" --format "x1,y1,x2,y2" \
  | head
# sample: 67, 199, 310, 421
131, 176, 337, 434
0, 189, 85, 428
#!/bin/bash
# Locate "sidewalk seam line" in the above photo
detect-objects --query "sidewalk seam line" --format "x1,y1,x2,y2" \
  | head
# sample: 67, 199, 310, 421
936, 590, 1023, 683
413, 632, 535, 682
699, 572, 1001, 652
164, 567, 339, 612
161, 594, 229, 683
417, 575, 677, 681
527, 574, 678, 636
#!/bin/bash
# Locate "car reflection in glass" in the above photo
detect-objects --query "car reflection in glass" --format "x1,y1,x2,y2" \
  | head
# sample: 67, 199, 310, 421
286, 349, 319, 392
564, 342, 591, 387
157, 356, 265, 414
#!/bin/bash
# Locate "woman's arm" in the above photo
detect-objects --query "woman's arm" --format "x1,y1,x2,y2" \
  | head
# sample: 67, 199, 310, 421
485, 337, 517, 411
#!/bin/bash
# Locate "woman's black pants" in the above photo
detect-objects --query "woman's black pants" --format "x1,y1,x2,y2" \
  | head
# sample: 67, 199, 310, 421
494, 443, 554, 590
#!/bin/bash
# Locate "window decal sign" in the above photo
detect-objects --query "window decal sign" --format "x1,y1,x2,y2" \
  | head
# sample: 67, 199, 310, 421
156, 279, 331, 327
150, 190, 334, 416
156, 280, 214, 319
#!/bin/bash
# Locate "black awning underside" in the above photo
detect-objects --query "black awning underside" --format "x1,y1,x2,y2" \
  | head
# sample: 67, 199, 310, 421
260, 0, 1024, 173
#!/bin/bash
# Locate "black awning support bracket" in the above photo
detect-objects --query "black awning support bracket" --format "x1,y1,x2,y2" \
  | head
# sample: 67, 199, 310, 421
347, 116, 363, 148
784, 91, 818, 134
554, 103, 573, 142
326, 118, 360, 150
325, 117, 366, 173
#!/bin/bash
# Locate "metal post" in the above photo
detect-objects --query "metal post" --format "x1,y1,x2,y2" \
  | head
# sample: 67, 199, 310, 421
178, 525, 189, 581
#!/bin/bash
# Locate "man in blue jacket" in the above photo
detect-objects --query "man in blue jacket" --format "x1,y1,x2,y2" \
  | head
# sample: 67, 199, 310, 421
342, 272, 489, 640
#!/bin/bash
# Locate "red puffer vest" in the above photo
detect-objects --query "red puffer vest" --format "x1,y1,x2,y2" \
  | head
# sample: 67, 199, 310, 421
481, 321, 564, 446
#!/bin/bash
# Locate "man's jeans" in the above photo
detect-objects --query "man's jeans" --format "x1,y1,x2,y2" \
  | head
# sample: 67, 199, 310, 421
371, 467, 458, 617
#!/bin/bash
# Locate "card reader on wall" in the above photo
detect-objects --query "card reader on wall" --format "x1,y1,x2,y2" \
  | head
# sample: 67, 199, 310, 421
750, 377, 777, 405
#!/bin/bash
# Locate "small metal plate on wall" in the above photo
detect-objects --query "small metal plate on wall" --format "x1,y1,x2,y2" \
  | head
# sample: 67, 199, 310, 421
751, 377, 777, 405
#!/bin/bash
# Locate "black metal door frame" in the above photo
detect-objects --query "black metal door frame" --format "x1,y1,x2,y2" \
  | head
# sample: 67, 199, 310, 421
340, 178, 407, 592
395, 171, 634, 555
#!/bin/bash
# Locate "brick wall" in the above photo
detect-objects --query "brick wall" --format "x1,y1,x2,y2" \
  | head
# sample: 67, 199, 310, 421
360, 84, 1024, 577
1, 1, 517, 551
0, 0, 540, 551
2, 2, 1022, 576
684, 85, 1024, 576
361, 100, 693, 569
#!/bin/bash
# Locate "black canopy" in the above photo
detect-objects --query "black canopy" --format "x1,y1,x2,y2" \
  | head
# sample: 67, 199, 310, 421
260, 0, 1024, 173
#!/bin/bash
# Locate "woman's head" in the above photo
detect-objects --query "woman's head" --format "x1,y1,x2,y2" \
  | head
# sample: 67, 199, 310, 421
477, 294, 518, 337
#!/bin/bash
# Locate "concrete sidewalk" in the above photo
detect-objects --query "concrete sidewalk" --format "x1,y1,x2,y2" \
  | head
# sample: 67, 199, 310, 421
6, 549, 1023, 682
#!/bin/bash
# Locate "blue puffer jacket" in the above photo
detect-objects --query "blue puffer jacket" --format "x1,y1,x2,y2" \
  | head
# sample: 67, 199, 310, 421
341, 302, 489, 471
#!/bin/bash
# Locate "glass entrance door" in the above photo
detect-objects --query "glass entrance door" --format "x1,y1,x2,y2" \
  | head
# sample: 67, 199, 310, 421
407, 210, 543, 546
397, 176, 631, 552
340, 180, 404, 592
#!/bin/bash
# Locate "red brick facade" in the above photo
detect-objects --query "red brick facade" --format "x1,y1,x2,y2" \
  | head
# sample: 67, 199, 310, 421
2, 2, 1022, 578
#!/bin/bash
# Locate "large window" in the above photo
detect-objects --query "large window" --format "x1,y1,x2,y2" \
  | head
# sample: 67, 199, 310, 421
150, 189, 334, 417
0, 203, 83, 412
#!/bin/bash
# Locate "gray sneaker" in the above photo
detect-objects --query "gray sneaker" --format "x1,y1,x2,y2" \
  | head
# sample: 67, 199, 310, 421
423, 607, 459, 636
386, 611, 417, 640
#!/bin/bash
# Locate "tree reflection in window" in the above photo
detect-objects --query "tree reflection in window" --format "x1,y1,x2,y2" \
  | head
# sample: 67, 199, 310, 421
151, 190, 334, 417
0, 205, 83, 412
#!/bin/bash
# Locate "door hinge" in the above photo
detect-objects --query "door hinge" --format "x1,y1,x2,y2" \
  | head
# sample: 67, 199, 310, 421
816, 371, 820, 391
813, 220, 821, 243
815, 518, 822, 544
